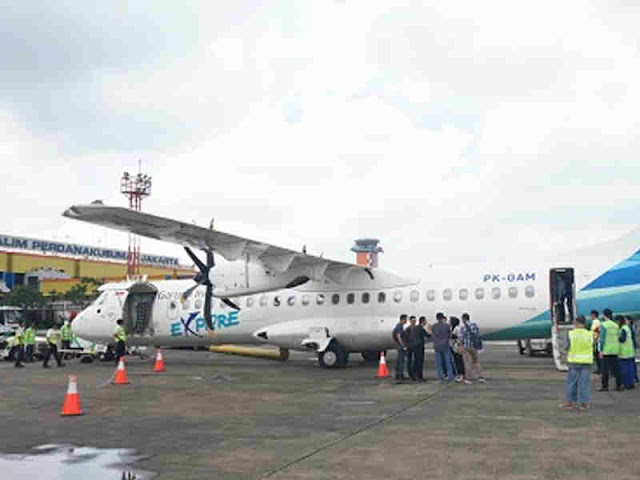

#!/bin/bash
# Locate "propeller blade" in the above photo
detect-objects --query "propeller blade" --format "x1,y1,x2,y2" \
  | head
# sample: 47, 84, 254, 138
221, 297, 241, 311
206, 248, 214, 268
182, 282, 199, 301
184, 246, 207, 273
204, 284, 214, 330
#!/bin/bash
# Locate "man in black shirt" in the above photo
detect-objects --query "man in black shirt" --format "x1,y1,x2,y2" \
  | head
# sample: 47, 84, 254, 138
415, 316, 430, 381
406, 316, 419, 380
392, 314, 408, 381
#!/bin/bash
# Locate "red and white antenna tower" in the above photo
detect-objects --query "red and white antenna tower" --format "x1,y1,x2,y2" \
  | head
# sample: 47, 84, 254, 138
120, 161, 152, 276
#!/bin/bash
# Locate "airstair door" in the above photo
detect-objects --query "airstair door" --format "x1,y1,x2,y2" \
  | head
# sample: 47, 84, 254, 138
549, 268, 576, 371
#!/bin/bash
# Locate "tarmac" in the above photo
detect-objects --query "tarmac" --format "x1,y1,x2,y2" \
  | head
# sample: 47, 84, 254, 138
1, 344, 639, 480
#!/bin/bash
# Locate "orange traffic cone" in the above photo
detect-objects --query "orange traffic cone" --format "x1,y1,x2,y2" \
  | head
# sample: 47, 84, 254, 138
113, 357, 130, 385
376, 352, 390, 378
61, 375, 83, 416
153, 348, 166, 373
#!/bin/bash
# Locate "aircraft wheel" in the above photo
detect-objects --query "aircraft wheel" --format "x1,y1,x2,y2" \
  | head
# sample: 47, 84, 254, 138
517, 340, 525, 355
318, 341, 348, 369
525, 340, 534, 357
361, 351, 381, 363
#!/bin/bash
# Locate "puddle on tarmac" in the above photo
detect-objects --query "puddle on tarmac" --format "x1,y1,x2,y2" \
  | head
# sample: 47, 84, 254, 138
0, 444, 154, 479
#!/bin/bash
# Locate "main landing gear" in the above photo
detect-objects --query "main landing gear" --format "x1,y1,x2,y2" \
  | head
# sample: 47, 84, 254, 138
318, 341, 348, 369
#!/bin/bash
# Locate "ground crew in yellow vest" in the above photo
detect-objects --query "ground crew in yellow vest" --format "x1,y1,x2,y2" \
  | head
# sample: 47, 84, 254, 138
561, 315, 593, 410
23, 322, 36, 363
13, 322, 25, 368
43, 322, 65, 368
113, 319, 127, 366
589, 310, 601, 375
597, 308, 622, 392
618, 316, 636, 389
60, 319, 74, 359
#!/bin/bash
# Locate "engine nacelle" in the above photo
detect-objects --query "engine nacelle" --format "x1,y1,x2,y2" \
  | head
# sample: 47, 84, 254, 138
210, 262, 310, 298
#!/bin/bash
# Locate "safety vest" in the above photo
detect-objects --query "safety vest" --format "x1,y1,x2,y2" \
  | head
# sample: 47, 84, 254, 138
619, 325, 635, 359
23, 327, 36, 345
13, 328, 24, 346
567, 328, 593, 364
114, 325, 127, 342
47, 329, 61, 345
601, 319, 621, 355
61, 324, 73, 341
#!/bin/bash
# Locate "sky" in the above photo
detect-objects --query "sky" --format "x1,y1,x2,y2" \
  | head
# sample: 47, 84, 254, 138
1, 1, 640, 276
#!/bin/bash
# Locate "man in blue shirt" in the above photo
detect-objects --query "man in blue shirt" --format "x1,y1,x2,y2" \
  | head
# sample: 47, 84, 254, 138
392, 314, 408, 382
431, 313, 455, 383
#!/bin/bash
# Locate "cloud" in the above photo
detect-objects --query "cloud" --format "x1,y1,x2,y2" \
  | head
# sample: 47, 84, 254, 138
2, 1, 640, 275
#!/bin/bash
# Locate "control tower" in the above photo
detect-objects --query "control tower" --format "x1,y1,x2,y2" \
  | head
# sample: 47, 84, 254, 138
351, 238, 383, 268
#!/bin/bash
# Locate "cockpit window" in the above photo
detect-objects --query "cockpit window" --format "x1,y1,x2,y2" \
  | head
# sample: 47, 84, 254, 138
96, 292, 108, 305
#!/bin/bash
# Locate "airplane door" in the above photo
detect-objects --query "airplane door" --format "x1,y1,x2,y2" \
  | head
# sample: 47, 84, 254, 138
123, 282, 158, 338
550, 268, 575, 325
549, 268, 575, 371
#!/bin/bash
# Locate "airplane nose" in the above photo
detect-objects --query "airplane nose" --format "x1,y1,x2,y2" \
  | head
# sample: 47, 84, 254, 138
71, 311, 87, 338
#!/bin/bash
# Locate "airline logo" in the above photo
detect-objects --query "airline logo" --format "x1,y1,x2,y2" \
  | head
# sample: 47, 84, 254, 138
170, 311, 240, 337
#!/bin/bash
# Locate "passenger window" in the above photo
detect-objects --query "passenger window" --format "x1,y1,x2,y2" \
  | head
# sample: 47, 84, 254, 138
393, 290, 403, 303
491, 287, 501, 300
347, 293, 355, 304
332, 293, 340, 305
378, 292, 386, 303
362, 292, 370, 304
316, 294, 325, 305
287, 295, 296, 306
302, 294, 310, 306
443, 288, 452, 301
410, 290, 419, 302
475, 288, 485, 300
273, 296, 281, 307
508, 286, 518, 299
426, 289, 436, 301
259, 295, 268, 307
525, 285, 535, 298
246, 297, 254, 308
459, 288, 469, 301
195, 299, 203, 309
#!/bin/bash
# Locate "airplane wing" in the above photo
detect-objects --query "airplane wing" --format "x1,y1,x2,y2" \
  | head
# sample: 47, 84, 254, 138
63, 204, 370, 283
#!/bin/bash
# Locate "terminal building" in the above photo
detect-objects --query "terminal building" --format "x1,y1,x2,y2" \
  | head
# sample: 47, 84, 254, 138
0, 233, 194, 295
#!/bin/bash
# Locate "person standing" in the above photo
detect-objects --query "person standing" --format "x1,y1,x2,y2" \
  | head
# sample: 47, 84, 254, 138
624, 316, 639, 383
13, 322, 25, 368
598, 309, 622, 392
431, 313, 455, 383
590, 310, 601, 375
561, 315, 593, 410
43, 322, 64, 368
113, 319, 127, 366
405, 316, 420, 381
460, 313, 486, 383
618, 316, 636, 390
415, 317, 430, 381
60, 319, 73, 359
450, 316, 467, 383
23, 322, 36, 363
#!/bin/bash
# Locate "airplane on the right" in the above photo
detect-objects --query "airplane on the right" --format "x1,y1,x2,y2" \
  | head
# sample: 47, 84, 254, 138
65, 204, 640, 372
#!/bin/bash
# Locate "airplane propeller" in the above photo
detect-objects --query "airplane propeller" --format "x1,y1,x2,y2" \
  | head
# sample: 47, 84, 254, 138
183, 246, 240, 330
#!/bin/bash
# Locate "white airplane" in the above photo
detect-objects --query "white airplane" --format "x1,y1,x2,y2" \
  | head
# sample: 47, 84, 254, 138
65, 204, 640, 369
